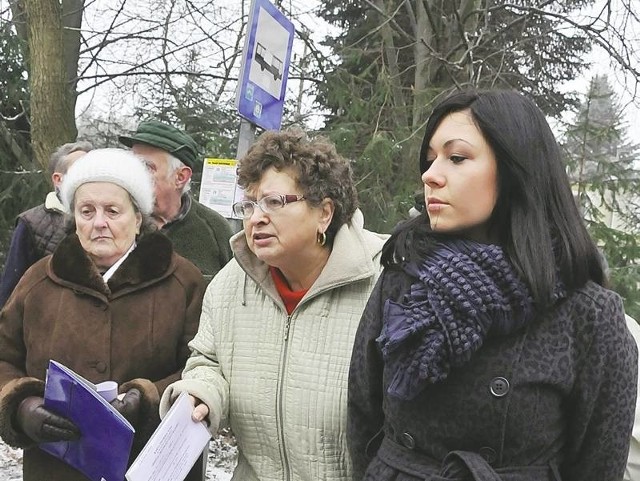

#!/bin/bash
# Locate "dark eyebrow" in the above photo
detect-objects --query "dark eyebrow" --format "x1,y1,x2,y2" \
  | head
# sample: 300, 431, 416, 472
426, 138, 474, 152
443, 138, 474, 148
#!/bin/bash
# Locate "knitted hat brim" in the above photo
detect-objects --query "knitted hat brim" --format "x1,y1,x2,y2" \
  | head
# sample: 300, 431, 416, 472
60, 148, 155, 216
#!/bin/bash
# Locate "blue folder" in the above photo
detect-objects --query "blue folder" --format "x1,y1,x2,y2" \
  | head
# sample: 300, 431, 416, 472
41, 360, 135, 481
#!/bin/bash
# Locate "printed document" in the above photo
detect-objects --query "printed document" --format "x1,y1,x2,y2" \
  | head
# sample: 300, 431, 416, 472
125, 391, 211, 481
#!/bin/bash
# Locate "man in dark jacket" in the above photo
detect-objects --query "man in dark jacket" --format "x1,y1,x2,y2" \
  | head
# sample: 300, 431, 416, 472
119, 121, 233, 282
0, 141, 92, 308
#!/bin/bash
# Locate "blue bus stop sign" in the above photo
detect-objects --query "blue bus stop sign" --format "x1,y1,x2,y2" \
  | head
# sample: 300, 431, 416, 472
236, 0, 295, 131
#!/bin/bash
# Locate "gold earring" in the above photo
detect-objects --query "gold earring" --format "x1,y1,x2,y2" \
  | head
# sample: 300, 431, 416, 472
317, 231, 327, 246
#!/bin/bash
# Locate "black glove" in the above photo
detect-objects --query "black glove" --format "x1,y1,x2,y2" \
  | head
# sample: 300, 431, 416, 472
109, 388, 141, 426
16, 396, 80, 443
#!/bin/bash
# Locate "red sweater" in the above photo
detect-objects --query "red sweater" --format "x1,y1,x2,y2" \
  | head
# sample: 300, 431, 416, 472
270, 266, 308, 314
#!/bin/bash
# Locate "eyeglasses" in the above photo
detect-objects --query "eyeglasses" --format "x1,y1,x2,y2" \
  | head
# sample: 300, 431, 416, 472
232, 194, 305, 219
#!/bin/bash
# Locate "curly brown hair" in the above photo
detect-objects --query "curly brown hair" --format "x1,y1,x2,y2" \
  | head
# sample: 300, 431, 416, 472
237, 127, 358, 244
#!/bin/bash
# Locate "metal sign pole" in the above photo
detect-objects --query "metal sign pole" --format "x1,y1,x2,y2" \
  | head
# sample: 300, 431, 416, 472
228, 118, 257, 233
237, 118, 257, 160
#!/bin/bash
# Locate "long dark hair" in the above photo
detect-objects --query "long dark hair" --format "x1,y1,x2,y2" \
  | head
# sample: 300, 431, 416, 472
383, 90, 604, 308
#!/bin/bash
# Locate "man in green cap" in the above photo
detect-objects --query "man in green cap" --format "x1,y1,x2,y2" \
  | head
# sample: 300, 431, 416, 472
119, 120, 232, 282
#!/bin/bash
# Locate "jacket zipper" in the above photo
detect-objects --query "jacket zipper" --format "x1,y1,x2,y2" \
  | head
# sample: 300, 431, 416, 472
276, 314, 293, 480
284, 315, 292, 341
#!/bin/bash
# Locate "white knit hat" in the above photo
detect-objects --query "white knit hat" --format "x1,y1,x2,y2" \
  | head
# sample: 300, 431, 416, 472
60, 148, 154, 215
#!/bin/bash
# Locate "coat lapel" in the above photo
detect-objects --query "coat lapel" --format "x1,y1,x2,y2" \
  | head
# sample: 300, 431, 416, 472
49, 232, 175, 296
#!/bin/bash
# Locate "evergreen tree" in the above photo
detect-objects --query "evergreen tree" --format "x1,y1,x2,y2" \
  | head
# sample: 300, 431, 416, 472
0, 21, 48, 270
563, 74, 640, 318
316, 0, 596, 232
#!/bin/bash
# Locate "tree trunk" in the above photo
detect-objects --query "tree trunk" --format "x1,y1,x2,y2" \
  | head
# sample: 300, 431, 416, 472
412, 0, 431, 131
24, 0, 76, 169
373, 0, 406, 131
62, 0, 85, 117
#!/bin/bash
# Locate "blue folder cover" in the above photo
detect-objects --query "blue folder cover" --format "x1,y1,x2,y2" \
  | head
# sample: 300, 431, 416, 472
40, 360, 135, 481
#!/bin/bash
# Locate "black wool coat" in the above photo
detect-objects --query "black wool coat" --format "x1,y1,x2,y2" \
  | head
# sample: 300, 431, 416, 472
348, 267, 637, 481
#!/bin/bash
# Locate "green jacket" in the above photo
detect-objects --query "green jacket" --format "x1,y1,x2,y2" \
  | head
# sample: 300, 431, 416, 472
162, 196, 233, 281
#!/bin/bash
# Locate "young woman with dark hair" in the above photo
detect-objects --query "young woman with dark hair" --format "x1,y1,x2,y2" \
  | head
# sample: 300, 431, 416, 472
348, 90, 637, 481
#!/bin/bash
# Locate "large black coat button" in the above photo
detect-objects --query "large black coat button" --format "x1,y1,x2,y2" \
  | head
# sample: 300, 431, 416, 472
489, 377, 510, 397
400, 432, 416, 450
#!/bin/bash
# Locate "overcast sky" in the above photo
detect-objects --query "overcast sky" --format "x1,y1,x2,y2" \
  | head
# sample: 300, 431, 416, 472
2, 0, 636, 146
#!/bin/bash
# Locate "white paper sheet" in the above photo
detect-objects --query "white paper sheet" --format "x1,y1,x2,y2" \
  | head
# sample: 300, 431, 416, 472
125, 391, 211, 481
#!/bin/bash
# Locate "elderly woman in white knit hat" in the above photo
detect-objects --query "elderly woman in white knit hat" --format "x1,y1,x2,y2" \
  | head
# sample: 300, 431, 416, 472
0, 148, 206, 481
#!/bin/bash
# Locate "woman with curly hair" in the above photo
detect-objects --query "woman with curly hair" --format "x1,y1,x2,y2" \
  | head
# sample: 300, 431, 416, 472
161, 128, 388, 481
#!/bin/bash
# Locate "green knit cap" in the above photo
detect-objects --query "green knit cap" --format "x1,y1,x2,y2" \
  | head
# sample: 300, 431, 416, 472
118, 120, 200, 169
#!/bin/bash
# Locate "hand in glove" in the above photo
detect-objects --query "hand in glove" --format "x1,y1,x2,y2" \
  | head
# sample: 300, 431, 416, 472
16, 396, 80, 443
109, 388, 141, 426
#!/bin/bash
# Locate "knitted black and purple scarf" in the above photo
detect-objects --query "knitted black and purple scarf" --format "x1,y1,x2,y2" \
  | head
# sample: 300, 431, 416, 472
377, 239, 550, 400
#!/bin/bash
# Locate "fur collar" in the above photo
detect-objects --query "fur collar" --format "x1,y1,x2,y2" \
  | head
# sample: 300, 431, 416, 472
49, 232, 174, 296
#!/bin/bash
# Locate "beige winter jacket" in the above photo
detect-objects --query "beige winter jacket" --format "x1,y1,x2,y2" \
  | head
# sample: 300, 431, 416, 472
160, 210, 387, 481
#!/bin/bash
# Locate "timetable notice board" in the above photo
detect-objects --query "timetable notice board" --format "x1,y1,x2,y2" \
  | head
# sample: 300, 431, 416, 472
198, 158, 244, 219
